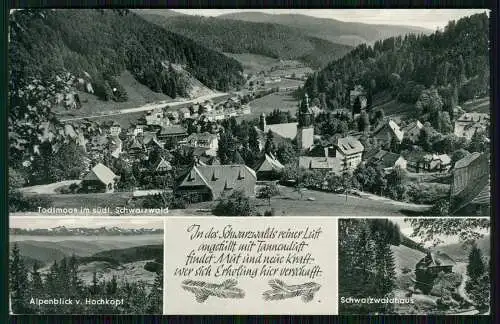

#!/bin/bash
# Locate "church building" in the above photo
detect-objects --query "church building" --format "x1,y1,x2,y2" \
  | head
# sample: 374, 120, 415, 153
296, 93, 314, 150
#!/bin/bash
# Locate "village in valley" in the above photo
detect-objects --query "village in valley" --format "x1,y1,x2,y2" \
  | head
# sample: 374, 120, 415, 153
8, 10, 490, 217
11, 79, 490, 217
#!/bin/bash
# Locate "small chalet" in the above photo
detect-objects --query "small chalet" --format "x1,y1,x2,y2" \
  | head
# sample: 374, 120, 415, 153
415, 251, 456, 292
178, 107, 191, 119
402, 120, 424, 143
176, 165, 257, 201
365, 149, 407, 172
108, 136, 122, 159
298, 156, 343, 173
153, 157, 172, 174
127, 137, 145, 157
145, 108, 170, 127
110, 123, 122, 137
141, 132, 163, 151
253, 153, 285, 180
406, 152, 451, 173
372, 119, 405, 146
133, 124, 145, 137
80, 163, 118, 193
421, 154, 452, 172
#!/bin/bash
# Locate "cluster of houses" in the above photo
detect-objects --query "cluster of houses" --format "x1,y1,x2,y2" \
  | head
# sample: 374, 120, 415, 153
145, 97, 251, 125
255, 93, 459, 176
36, 83, 489, 214
78, 96, 251, 159
453, 112, 489, 140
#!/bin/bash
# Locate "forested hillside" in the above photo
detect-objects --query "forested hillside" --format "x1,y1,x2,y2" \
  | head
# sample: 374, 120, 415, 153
9, 9, 244, 101
302, 13, 489, 128
219, 12, 431, 46
10, 243, 163, 314
138, 12, 353, 68
8, 9, 246, 169
339, 219, 401, 314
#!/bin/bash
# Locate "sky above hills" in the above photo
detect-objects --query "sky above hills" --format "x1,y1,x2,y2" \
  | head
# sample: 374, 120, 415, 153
10, 217, 165, 230
393, 218, 489, 246
171, 9, 489, 30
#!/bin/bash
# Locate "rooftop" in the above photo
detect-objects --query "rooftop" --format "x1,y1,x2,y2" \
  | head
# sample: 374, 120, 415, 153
255, 153, 285, 172
372, 119, 405, 142
454, 152, 482, 169
298, 156, 343, 171
82, 163, 117, 185
335, 136, 364, 155
263, 122, 298, 140
370, 150, 404, 168
417, 251, 456, 269
402, 120, 423, 133
185, 132, 218, 142
422, 153, 451, 165
177, 164, 257, 198
456, 112, 489, 123
158, 125, 187, 136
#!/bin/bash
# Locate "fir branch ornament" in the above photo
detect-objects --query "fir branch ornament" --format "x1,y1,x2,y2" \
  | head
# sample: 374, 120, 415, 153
181, 279, 245, 303
263, 279, 321, 303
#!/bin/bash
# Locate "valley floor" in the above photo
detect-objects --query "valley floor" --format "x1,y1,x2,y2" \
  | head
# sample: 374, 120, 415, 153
15, 184, 431, 216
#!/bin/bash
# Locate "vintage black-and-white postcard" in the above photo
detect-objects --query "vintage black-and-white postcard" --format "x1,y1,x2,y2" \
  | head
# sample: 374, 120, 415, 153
7, 8, 492, 317
8, 9, 491, 218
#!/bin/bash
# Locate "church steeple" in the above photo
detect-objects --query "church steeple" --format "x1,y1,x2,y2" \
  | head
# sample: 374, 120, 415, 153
298, 93, 313, 128
296, 93, 314, 150
259, 112, 266, 131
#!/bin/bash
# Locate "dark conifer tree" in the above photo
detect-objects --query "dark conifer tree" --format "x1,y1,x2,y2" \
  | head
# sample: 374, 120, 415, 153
9, 243, 30, 314
466, 244, 485, 283
264, 130, 276, 155
465, 244, 489, 311
147, 271, 163, 314
373, 232, 396, 298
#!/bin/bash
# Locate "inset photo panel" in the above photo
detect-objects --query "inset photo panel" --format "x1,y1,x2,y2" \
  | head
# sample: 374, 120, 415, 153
164, 216, 338, 315
8, 10, 490, 218
9, 217, 164, 315
338, 217, 490, 315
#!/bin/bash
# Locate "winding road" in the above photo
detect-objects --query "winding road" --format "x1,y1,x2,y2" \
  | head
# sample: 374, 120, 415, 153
60, 92, 229, 122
